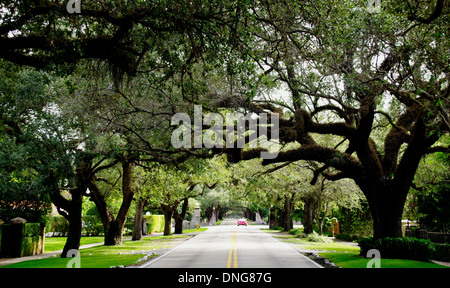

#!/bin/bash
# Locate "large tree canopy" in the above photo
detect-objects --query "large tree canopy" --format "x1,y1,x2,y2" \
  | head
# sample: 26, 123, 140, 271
0, 63, 57, 223
0, 0, 243, 89
222, 0, 449, 239
1, 0, 448, 242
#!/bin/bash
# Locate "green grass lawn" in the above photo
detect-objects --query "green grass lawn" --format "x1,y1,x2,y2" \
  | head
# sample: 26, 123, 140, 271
2, 254, 144, 268
183, 228, 208, 234
268, 230, 449, 268
2, 228, 207, 268
318, 252, 449, 268
80, 235, 188, 256
283, 238, 360, 253
44, 228, 208, 253
45, 236, 105, 253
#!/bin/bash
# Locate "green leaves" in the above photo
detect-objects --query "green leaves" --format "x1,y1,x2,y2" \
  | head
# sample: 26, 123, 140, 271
0, 62, 81, 223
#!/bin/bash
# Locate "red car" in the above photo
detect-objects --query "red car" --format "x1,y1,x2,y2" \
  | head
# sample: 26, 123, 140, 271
237, 218, 247, 226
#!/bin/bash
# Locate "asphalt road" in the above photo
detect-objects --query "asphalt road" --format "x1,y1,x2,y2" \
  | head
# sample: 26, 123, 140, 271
140, 219, 322, 268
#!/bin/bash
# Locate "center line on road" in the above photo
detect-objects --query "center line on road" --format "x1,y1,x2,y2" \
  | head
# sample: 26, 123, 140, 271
226, 230, 238, 268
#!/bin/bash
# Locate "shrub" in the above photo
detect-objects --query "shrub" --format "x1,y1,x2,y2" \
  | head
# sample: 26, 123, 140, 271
289, 228, 303, 235
144, 215, 165, 234
306, 231, 333, 243
271, 226, 285, 231
48, 216, 70, 236
358, 237, 435, 262
431, 244, 450, 262
292, 229, 332, 242
335, 233, 360, 242
294, 230, 333, 243
338, 205, 373, 236
23, 223, 43, 237
21, 223, 45, 257
49, 216, 105, 236
82, 215, 103, 236
123, 223, 134, 235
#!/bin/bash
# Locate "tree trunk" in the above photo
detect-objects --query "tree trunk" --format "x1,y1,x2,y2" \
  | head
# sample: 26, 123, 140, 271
369, 195, 406, 239
50, 183, 85, 258
89, 182, 118, 245
161, 204, 174, 236
132, 197, 146, 241
216, 206, 223, 222
209, 209, 217, 225
61, 192, 83, 258
89, 160, 135, 245
49, 159, 90, 258
105, 161, 134, 245
372, 208, 403, 239
278, 208, 285, 228
174, 215, 183, 234
303, 198, 315, 234
104, 221, 124, 245
361, 180, 409, 239
173, 198, 189, 234
363, 113, 430, 239
317, 215, 325, 235
243, 208, 255, 221
283, 195, 293, 231
269, 207, 278, 229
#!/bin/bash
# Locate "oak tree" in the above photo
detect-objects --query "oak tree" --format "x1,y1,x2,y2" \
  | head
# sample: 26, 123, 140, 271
219, 0, 449, 239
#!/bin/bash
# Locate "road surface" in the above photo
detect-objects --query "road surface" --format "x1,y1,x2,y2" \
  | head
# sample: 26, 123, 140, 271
141, 219, 322, 268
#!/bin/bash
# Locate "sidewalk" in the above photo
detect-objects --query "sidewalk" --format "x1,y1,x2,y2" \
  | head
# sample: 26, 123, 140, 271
0, 232, 166, 267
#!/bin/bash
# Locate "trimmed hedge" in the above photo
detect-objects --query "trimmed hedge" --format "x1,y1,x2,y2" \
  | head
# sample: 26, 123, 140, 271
48, 216, 103, 236
145, 215, 165, 234
82, 215, 103, 236
48, 216, 70, 236
21, 223, 44, 257
335, 233, 360, 242
432, 244, 450, 262
358, 237, 435, 262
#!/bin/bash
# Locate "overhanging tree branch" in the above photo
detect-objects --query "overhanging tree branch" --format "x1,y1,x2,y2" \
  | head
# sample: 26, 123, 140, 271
407, 0, 445, 24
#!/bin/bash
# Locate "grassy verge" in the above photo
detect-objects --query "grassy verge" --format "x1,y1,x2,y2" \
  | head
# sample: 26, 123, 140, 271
2, 228, 207, 268
317, 252, 448, 268
1, 254, 144, 268
44, 228, 208, 253
282, 238, 360, 253
262, 228, 449, 268
184, 228, 208, 233
45, 236, 105, 253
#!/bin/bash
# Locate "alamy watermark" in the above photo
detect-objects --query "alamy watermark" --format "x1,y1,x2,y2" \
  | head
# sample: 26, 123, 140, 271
171, 105, 280, 160
366, 249, 381, 268
367, 0, 381, 13
67, 0, 82, 14
66, 249, 81, 268
67, 0, 381, 15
